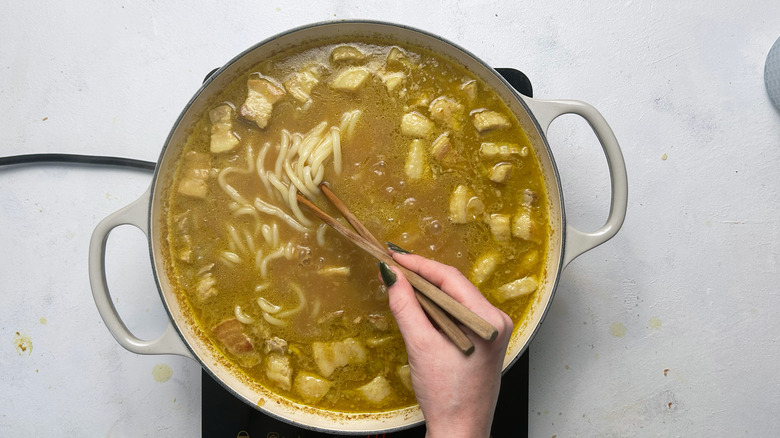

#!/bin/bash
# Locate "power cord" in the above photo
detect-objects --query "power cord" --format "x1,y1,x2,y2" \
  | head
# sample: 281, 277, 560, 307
0, 153, 156, 171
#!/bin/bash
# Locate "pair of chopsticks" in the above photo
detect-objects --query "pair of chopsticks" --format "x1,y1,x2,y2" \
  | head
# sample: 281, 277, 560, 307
296, 183, 498, 355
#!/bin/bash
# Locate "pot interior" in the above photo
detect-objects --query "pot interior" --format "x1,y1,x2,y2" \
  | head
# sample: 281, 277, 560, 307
147, 20, 563, 433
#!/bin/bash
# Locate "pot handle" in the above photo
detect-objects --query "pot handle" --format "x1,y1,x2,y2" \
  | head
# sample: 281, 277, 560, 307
89, 187, 194, 359
521, 97, 628, 268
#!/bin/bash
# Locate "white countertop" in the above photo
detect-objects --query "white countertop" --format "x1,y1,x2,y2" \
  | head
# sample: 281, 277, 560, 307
2, 1, 779, 436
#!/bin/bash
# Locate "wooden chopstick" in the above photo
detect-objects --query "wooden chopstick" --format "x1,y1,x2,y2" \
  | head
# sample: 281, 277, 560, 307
319, 183, 475, 355
296, 191, 499, 343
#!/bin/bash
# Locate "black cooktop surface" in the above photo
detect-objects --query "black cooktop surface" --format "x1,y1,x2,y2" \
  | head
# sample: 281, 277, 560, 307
202, 67, 533, 438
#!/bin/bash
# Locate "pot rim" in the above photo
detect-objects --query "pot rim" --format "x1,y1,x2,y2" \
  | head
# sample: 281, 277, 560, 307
146, 19, 567, 434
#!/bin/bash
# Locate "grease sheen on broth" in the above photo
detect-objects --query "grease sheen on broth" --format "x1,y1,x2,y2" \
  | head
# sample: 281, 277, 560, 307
165, 38, 549, 413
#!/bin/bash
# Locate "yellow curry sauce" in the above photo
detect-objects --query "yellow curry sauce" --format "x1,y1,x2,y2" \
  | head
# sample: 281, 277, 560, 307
165, 39, 548, 412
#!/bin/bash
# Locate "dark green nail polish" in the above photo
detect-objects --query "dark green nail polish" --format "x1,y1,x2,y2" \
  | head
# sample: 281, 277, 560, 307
378, 262, 397, 287
386, 242, 410, 254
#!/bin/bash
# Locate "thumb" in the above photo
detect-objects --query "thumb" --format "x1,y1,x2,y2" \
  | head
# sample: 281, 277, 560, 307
381, 263, 435, 336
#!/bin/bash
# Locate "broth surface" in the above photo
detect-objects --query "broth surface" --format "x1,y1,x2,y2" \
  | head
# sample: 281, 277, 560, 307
165, 38, 548, 412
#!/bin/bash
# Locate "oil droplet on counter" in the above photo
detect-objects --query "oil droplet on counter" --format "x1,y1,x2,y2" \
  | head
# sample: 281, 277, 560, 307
152, 363, 173, 383
40, 317, 47, 325
14, 332, 33, 355
609, 322, 626, 338
648, 317, 662, 329
661, 153, 668, 160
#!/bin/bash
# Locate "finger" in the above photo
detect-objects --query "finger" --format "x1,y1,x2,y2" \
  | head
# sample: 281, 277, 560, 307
383, 265, 439, 340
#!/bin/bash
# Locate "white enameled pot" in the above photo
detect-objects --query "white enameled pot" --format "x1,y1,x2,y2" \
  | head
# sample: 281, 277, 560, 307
89, 20, 627, 434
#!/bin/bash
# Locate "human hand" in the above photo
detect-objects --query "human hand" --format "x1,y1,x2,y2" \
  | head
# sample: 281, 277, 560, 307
380, 252, 513, 438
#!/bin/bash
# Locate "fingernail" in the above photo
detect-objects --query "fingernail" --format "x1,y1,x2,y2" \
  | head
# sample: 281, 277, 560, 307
378, 262, 397, 287
386, 242, 410, 254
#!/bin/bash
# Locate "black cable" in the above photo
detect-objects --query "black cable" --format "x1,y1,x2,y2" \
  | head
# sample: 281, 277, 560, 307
0, 153, 156, 171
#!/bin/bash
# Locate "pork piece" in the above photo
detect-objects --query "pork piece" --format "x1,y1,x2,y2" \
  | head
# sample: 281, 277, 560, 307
479, 142, 528, 159
330, 67, 371, 92
448, 185, 484, 224
208, 104, 240, 153
495, 276, 539, 303
330, 45, 366, 64
173, 211, 193, 262
488, 162, 512, 183
284, 65, 320, 103
471, 251, 501, 285
311, 337, 366, 377
196, 271, 218, 301
485, 213, 511, 241
386, 46, 409, 69
428, 96, 464, 129
471, 110, 511, 133
512, 209, 538, 242
177, 151, 211, 198
430, 132, 451, 161
460, 79, 478, 103
316, 309, 345, 325
380, 71, 405, 94
404, 139, 428, 180
264, 336, 288, 354
293, 371, 332, 404
397, 364, 413, 392
400, 112, 435, 138
316, 266, 350, 276
357, 376, 393, 404
367, 313, 391, 331
241, 77, 286, 128
522, 188, 539, 207
265, 353, 292, 391
212, 318, 254, 355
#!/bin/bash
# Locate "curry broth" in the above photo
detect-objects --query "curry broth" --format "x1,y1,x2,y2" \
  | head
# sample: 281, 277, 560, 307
166, 39, 548, 412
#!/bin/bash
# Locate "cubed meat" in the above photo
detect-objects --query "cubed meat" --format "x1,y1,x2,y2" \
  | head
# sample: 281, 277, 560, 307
265, 353, 292, 391
494, 277, 539, 303
241, 77, 286, 128
357, 376, 393, 404
312, 337, 366, 377
485, 214, 511, 241
488, 162, 512, 183
522, 189, 539, 207
317, 266, 351, 276
381, 71, 405, 94
428, 96, 464, 129
284, 66, 320, 103
367, 313, 391, 331
177, 151, 211, 198
479, 142, 528, 159
196, 271, 218, 301
330, 45, 366, 64
405, 139, 427, 180
264, 336, 288, 354
330, 67, 371, 92
386, 46, 409, 69
208, 104, 240, 153
400, 112, 435, 138
212, 318, 254, 355
460, 80, 477, 103
397, 364, 413, 392
512, 210, 538, 241
430, 132, 452, 161
449, 185, 484, 223
471, 251, 501, 285
293, 371, 333, 403
471, 110, 511, 133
